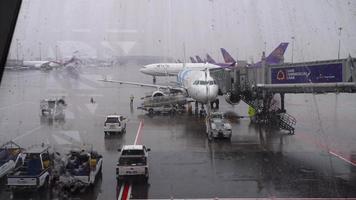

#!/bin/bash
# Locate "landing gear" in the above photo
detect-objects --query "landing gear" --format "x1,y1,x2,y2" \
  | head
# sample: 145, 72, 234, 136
195, 101, 199, 115
199, 104, 206, 117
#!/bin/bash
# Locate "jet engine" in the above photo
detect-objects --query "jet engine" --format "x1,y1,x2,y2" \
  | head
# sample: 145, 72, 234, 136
151, 90, 165, 97
224, 92, 241, 105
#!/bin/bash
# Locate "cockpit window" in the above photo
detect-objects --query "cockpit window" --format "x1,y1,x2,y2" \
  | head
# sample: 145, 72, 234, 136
195, 80, 215, 85
209, 81, 216, 85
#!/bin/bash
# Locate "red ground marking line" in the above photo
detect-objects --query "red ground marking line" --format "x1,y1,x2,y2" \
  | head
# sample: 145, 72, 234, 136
329, 150, 356, 167
295, 132, 356, 166
121, 183, 130, 200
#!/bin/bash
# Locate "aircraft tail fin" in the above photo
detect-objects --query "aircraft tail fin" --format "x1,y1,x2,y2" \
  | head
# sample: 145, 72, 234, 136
63, 56, 81, 66
266, 42, 289, 64
196, 56, 204, 63
220, 48, 236, 63
206, 54, 216, 64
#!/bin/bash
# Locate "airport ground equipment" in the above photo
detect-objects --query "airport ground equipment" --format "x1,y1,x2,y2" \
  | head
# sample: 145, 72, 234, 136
0, 141, 24, 178
206, 112, 232, 140
57, 150, 102, 193
116, 145, 150, 182
40, 97, 67, 120
7, 145, 53, 190
213, 55, 356, 134
137, 93, 187, 115
104, 115, 127, 135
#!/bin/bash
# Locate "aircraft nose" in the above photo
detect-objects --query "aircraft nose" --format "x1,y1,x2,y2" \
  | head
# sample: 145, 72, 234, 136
139, 66, 148, 74
208, 85, 219, 102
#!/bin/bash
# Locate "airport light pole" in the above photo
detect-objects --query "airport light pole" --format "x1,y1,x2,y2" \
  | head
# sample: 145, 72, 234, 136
338, 27, 342, 59
55, 45, 58, 61
291, 36, 295, 63
264, 42, 266, 53
16, 39, 19, 61
39, 42, 42, 60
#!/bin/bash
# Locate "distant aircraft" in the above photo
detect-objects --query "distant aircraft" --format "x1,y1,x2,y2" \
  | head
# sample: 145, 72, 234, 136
190, 57, 197, 63
206, 54, 216, 64
140, 62, 221, 79
220, 42, 289, 67
23, 56, 79, 70
204, 53, 237, 68
195, 56, 204, 63
220, 48, 236, 63
252, 42, 289, 67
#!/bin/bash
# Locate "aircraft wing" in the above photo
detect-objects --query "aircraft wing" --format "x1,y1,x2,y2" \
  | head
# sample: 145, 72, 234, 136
99, 79, 185, 93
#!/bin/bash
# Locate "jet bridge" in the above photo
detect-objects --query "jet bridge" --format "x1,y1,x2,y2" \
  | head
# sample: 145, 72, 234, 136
213, 55, 356, 134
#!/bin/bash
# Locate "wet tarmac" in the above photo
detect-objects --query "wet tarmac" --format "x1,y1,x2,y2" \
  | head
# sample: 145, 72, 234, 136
1, 64, 356, 199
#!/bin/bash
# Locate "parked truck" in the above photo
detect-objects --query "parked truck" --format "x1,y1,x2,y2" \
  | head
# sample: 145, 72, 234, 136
40, 97, 67, 120
7, 146, 53, 190
58, 149, 103, 193
116, 145, 150, 182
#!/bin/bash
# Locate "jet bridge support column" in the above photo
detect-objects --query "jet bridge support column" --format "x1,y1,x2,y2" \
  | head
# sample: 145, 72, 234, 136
195, 101, 199, 115
280, 93, 285, 113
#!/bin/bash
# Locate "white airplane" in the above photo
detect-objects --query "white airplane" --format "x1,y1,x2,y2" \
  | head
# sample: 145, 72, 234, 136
22, 56, 78, 70
139, 62, 222, 82
102, 67, 219, 105
22, 60, 50, 68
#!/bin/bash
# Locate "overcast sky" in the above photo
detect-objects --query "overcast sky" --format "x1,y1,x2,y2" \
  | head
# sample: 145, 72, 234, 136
9, 0, 356, 62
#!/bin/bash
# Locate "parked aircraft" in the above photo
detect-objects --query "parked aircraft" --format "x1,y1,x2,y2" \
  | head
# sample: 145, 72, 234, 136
139, 62, 221, 83
22, 56, 79, 70
102, 67, 219, 105
220, 42, 289, 67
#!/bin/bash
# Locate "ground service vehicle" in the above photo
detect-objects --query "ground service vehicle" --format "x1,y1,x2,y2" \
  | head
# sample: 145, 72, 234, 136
40, 97, 66, 120
207, 112, 232, 139
58, 150, 103, 193
0, 141, 24, 178
104, 115, 127, 135
116, 145, 150, 181
7, 146, 53, 190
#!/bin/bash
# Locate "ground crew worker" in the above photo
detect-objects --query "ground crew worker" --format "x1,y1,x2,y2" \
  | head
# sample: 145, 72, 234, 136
248, 105, 256, 123
130, 94, 134, 106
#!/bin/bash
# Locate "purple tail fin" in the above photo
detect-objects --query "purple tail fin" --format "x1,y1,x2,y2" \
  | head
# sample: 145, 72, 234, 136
220, 48, 236, 63
190, 57, 196, 63
206, 54, 216, 64
266, 42, 289, 64
195, 56, 204, 63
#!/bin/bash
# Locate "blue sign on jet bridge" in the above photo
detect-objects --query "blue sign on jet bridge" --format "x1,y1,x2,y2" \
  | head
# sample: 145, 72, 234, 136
271, 63, 343, 84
